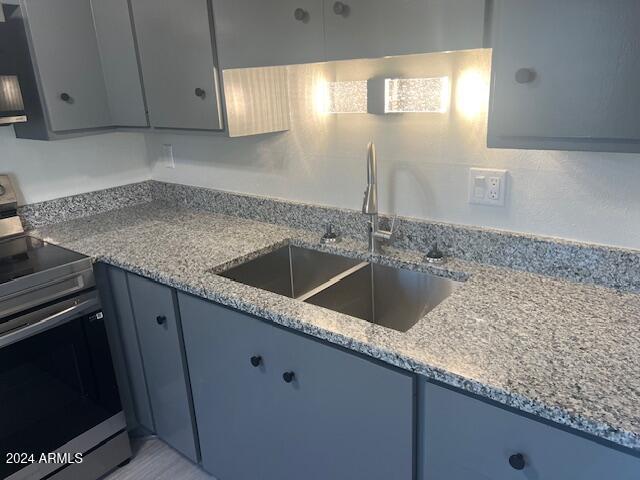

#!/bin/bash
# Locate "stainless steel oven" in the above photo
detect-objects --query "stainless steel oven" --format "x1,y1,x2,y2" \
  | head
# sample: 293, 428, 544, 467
0, 210, 130, 479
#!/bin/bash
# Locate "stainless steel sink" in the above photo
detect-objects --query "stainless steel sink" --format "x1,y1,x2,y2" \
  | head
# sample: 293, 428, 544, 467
220, 245, 461, 332
305, 262, 460, 332
219, 245, 363, 299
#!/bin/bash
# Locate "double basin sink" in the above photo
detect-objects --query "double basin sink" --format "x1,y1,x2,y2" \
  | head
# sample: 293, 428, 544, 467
220, 245, 461, 332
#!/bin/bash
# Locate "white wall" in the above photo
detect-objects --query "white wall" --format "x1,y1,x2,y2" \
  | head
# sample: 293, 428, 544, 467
149, 49, 640, 250
2, 49, 638, 249
0, 128, 150, 204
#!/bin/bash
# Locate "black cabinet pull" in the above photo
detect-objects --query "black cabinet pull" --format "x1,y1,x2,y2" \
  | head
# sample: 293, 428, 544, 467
515, 68, 536, 84
194, 87, 206, 99
156, 315, 167, 325
508, 453, 526, 470
294, 7, 308, 21
250, 356, 262, 367
333, 1, 349, 16
60, 92, 72, 103
282, 371, 295, 383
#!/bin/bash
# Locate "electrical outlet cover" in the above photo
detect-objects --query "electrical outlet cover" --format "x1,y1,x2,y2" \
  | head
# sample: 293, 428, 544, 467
468, 168, 507, 206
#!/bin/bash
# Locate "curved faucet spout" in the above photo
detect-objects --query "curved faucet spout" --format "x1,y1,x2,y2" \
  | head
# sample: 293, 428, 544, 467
362, 142, 377, 215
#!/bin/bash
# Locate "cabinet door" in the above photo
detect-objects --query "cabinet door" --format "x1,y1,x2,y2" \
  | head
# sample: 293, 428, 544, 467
212, 0, 325, 68
130, 0, 223, 130
128, 274, 197, 462
179, 293, 414, 480
272, 311, 415, 480
22, 0, 111, 131
420, 381, 640, 480
180, 293, 285, 480
488, 0, 640, 152
91, 0, 148, 127
323, 0, 485, 62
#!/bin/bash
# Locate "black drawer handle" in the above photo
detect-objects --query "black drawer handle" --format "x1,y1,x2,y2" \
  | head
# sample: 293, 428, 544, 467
156, 315, 167, 325
60, 92, 73, 103
194, 87, 206, 99
250, 355, 262, 367
508, 453, 526, 470
282, 371, 295, 383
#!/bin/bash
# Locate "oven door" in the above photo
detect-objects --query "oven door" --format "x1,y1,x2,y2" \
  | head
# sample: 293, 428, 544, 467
0, 291, 124, 479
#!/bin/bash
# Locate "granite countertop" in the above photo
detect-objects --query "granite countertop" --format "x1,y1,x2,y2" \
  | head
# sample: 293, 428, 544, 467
33, 201, 640, 452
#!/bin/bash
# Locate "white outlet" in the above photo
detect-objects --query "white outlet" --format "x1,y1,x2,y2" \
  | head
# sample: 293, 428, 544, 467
161, 144, 175, 169
469, 168, 507, 206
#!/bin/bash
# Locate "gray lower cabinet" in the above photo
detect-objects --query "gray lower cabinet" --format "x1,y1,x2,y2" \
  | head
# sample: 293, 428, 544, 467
127, 274, 198, 462
95, 265, 154, 432
130, 0, 223, 130
488, 0, 640, 153
420, 381, 640, 480
179, 292, 415, 480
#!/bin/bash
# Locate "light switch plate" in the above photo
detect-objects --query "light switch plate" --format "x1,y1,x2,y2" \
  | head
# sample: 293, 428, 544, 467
468, 168, 507, 206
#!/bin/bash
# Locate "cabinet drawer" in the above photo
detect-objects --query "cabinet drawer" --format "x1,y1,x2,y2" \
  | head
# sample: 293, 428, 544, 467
420, 381, 640, 480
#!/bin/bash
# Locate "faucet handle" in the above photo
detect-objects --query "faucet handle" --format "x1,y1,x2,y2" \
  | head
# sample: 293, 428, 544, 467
375, 214, 397, 243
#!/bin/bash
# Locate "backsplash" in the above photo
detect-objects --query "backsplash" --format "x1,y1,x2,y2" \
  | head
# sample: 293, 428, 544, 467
149, 49, 640, 250
152, 181, 640, 292
20, 180, 640, 292
18, 181, 153, 229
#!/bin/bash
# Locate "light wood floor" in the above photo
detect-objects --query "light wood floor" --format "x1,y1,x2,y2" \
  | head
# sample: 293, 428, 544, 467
104, 437, 215, 480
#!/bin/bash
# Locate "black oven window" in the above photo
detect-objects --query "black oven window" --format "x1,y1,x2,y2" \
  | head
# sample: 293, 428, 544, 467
0, 313, 121, 478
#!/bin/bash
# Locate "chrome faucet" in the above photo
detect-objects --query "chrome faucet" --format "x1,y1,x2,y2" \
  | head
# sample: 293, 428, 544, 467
362, 142, 395, 253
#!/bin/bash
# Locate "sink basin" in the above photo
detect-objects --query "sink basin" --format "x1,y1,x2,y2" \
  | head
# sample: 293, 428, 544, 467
219, 245, 363, 299
305, 262, 459, 332
220, 245, 461, 332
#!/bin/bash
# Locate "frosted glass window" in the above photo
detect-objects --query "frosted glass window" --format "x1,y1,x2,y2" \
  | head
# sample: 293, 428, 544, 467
384, 77, 449, 113
327, 80, 367, 114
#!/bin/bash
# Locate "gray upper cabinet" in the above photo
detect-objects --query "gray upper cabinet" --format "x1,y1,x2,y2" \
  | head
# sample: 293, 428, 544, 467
130, 0, 223, 130
179, 293, 415, 480
128, 274, 198, 462
420, 381, 640, 480
211, 0, 487, 69
212, 0, 325, 69
323, 0, 487, 62
91, 0, 148, 127
488, 0, 640, 152
21, 0, 112, 132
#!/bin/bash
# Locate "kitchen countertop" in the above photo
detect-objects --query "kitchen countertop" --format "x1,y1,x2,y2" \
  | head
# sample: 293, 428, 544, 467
33, 201, 640, 452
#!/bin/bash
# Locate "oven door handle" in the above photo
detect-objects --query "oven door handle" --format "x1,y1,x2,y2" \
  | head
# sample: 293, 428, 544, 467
0, 297, 100, 349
